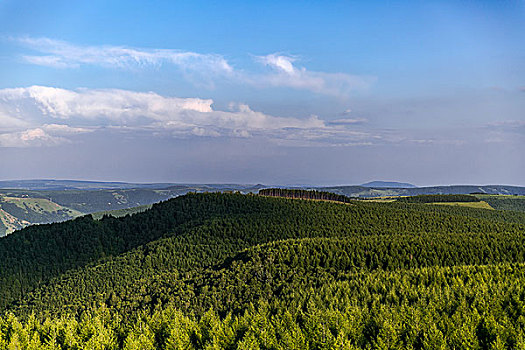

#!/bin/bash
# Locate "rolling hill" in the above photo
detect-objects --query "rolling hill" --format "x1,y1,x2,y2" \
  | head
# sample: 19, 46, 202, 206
0, 182, 266, 236
320, 184, 525, 198
1, 192, 525, 348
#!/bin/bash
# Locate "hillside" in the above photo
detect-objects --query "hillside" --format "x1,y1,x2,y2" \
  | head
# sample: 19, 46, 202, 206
1, 192, 525, 348
0, 188, 178, 236
475, 194, 525, 212
0, 183, 266, 236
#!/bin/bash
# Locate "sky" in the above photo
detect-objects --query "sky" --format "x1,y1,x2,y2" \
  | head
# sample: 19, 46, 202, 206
0, 0, 523, 186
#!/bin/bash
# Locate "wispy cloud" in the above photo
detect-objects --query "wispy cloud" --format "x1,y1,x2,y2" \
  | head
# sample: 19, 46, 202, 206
483, 120, 525, 143
486, 120, 525, 129
253, 54, 376, 96
14, 37, 233, 89
12, 37, 374, 97
328, 118, 368, 125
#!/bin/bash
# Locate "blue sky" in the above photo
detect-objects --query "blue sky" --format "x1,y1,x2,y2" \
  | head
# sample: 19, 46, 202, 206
0, 0, 523, 185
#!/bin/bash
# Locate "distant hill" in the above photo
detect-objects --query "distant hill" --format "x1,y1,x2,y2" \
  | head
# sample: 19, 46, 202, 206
0, 180, 269, 192
320, 184, 525, 198
360, 181, 417, 188
0, 179, 181, 191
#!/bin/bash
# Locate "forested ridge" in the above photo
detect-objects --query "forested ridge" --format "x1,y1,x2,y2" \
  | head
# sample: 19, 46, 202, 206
476, 195, 525, 213
259, 188, 355, 203
1, 192, 525, 349
396, 194, 481, 203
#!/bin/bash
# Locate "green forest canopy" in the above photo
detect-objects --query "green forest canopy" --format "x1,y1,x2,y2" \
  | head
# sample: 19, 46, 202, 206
1, 192, 525, 349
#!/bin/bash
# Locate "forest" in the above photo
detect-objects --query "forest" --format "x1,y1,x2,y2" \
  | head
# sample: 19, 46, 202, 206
259, 188, 355, 203
396, 194, 481, 203
1, 192, 525, 349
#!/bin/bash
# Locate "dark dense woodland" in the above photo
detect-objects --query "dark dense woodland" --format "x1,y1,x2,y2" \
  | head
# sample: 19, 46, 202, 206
1, 192, 525, 349
396, 194, 481, 203
259, 188, 355, 203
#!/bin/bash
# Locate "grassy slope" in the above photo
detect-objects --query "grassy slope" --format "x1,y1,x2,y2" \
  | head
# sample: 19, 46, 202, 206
0, 195, 83, 235
0, 209, 29, 236
430, 201, 494, 210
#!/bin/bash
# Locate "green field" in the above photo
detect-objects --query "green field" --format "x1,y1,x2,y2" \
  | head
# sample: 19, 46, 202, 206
0, 195, 83, 235
430, 200, 494, 210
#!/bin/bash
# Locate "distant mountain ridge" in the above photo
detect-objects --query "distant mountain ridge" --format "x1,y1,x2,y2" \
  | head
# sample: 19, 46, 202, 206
0, 180, 267, 192
361, 181, 417, 188
0, 180, 175, 191
320, 185, 525, 198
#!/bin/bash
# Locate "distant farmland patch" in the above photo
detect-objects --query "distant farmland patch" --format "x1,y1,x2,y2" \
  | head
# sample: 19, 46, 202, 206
430, 201, 494, 210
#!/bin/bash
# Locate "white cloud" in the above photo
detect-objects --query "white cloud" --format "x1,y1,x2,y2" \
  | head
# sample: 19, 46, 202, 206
0, 113, 30, 131
0, 124, 93, 148
15, 37, 233, 86
260, 54, 297, 74
42, 124, 93, 135
3, 86, 506, 149
0, 128, 64, 147
0, 86, 213, 121
254, 54, 376, 96
0, 86, 375, 147
12, 37, 374, 97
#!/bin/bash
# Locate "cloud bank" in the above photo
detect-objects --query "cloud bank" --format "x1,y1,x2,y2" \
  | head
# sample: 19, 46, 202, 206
0, 86, 372, 147
1, 86, 519, 149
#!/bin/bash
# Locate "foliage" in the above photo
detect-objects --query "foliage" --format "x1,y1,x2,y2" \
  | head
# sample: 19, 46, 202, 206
397, 194, 481, 203
476, 195, 525, 213
1, 192, 525, 348
259, 188, 356, 203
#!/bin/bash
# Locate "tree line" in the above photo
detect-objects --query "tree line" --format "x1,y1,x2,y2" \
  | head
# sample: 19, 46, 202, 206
259, 188, 355, 203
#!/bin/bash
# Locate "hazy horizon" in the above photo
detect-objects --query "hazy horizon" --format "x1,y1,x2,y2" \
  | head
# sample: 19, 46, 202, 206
1, 1, 523, 186
1, 178, 525, 189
